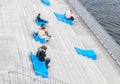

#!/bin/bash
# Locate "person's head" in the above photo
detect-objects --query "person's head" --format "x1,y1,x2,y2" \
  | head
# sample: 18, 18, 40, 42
40, 24, 45, 30
38, 13, 41, 16
41, 24, 44, 27
41, 45, 47, 51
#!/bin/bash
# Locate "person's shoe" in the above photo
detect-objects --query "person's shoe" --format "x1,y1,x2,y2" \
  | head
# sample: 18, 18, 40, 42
46, 39, 49, 42
48, 35, 51, 37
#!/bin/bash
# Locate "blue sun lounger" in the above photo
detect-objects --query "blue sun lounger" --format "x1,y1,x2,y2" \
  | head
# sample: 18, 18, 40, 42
41, 0, 50, 6
33, 33, 46, 44
30, 52, 48, 78
35, 18, 47, 27
74, 47, 96, 60
54, 12, 73, 25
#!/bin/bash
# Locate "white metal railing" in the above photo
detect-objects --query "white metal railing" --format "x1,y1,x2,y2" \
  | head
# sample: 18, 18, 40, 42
6, 65, 69, 84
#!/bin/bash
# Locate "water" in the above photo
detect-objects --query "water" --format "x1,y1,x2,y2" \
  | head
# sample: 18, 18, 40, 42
79, 0, 120, 45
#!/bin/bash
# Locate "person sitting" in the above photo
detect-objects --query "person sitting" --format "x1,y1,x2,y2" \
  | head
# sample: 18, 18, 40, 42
65, 10, 74, 21
39, 24, 51, 37
36, 45, 51, 69
37, 13, 48, 23
34, 24, 51, 42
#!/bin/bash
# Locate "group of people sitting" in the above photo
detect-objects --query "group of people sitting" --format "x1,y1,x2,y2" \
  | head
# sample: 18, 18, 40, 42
34, 10, 74, 69
34, 13, 51, 42
34, 13, 51, 69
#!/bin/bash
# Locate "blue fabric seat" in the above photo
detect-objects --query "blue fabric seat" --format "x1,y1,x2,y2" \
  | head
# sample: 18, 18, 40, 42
33, 32, 46, 44
54, 12, 73, 25
35, 18, 47, 27
30, 54, 39, 63
41, 0, 50, 6
30, 52, 48, 78
74, 47, 96, 60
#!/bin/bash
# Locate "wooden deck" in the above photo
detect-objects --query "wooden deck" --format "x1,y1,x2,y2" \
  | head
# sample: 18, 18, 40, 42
0, 0, 120, 84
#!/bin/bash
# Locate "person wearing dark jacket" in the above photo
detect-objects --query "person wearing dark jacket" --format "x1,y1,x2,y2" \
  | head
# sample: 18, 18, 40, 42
37, 13, 48, 23
36, 45, 50, 69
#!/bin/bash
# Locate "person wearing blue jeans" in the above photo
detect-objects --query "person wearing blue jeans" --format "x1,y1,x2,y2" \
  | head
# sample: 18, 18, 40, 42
36, 45, 51, 69
45, 58, 50, 67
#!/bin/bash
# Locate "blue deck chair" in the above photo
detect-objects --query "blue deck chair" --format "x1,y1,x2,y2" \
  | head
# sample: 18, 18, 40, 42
41, 0, 50, 6
74, 47, 96, 60
30, 52, 48, 78
33, 32, 46, 44
54, 12, 73, 25
35, 18, 47, 27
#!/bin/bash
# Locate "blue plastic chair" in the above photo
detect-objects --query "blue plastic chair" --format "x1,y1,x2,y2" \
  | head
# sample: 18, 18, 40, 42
35, 18, 47, 27
41, 0, 50, 6
74, 47, 96, 60
30, 52, 48, 78
54, 12, 73, 25
33, 32, 46, 44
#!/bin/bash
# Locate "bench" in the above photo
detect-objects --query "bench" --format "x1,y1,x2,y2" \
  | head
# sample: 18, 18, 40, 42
41, 0, 50, 6
33, 32, 46, 44
54, 12, 73, 25
35, 18, 47, 27
30, 52, 48, 78
74, 47, 96, 60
